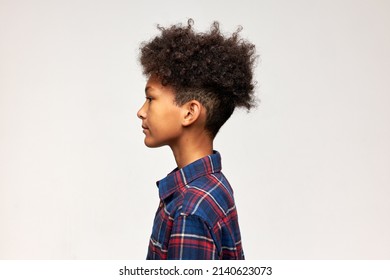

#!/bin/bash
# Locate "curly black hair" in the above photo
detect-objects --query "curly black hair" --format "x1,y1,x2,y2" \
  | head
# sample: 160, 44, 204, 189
139, 19, 257, 138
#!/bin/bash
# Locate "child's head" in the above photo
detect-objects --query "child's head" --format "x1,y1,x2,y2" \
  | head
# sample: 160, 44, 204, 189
139, 19, 257, 138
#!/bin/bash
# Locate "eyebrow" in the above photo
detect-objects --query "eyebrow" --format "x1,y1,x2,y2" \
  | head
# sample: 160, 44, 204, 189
145, 86, 152, 95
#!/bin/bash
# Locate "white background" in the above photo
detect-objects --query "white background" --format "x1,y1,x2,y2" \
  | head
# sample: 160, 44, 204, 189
1, 0, 389, 259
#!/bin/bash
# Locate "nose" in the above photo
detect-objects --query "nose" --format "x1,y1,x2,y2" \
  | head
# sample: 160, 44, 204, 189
137, 102, 147, 119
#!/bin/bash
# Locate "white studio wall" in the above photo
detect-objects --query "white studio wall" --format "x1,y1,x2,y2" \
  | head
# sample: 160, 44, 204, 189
1, 0, 390, 259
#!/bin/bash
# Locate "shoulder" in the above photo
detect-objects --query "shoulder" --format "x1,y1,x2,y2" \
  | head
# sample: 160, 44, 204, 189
179, 172, 236, 226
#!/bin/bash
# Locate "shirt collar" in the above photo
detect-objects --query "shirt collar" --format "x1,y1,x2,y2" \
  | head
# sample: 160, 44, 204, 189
156, 151, 222, 201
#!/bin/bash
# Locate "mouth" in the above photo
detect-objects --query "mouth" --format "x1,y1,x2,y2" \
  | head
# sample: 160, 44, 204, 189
141, 125, 149, 134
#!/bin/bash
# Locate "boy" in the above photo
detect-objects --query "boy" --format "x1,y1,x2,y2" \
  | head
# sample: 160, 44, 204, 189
137, 19, 257, 260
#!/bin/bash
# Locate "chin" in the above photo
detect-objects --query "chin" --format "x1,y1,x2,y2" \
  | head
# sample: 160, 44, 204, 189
144, 139, 163, 148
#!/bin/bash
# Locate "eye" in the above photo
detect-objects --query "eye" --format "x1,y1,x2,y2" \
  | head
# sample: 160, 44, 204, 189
146, 97, 152, 102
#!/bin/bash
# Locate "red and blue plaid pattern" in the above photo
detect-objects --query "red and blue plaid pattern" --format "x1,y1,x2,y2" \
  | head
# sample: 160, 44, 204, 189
146, 151, 244, 260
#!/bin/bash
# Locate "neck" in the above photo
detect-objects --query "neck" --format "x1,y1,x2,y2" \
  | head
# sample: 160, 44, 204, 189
170, 132, 213, 169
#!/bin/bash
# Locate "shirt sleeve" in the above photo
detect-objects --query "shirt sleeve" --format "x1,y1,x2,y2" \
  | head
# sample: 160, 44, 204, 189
167, 214, 218, 260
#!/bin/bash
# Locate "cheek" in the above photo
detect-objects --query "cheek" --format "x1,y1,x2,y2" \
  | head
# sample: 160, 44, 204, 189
154, 110, 182, 134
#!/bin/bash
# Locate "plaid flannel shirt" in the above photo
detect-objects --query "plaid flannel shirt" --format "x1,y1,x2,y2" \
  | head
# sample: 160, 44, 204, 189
146, 151, 244, 260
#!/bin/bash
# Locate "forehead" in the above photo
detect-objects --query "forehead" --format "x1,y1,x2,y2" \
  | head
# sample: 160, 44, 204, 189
145, 75, 162, 88
145, 75, 176, 95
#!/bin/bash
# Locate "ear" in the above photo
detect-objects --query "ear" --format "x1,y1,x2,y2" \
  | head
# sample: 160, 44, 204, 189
181, 100, 202, 127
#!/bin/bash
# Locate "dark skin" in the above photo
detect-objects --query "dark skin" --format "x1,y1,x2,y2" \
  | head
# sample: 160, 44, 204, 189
137, 75, 213, 169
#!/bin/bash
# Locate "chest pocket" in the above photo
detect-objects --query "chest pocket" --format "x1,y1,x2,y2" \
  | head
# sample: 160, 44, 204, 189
149, 202, 175, 257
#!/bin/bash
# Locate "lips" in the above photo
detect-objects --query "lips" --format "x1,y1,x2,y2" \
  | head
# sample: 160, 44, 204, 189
141, 124, 149, 133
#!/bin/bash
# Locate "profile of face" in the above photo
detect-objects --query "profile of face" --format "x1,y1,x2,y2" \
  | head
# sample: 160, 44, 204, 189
137, 75, 183, 148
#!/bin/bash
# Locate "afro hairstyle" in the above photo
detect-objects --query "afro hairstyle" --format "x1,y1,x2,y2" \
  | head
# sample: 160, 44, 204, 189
139, 19, 257, 138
